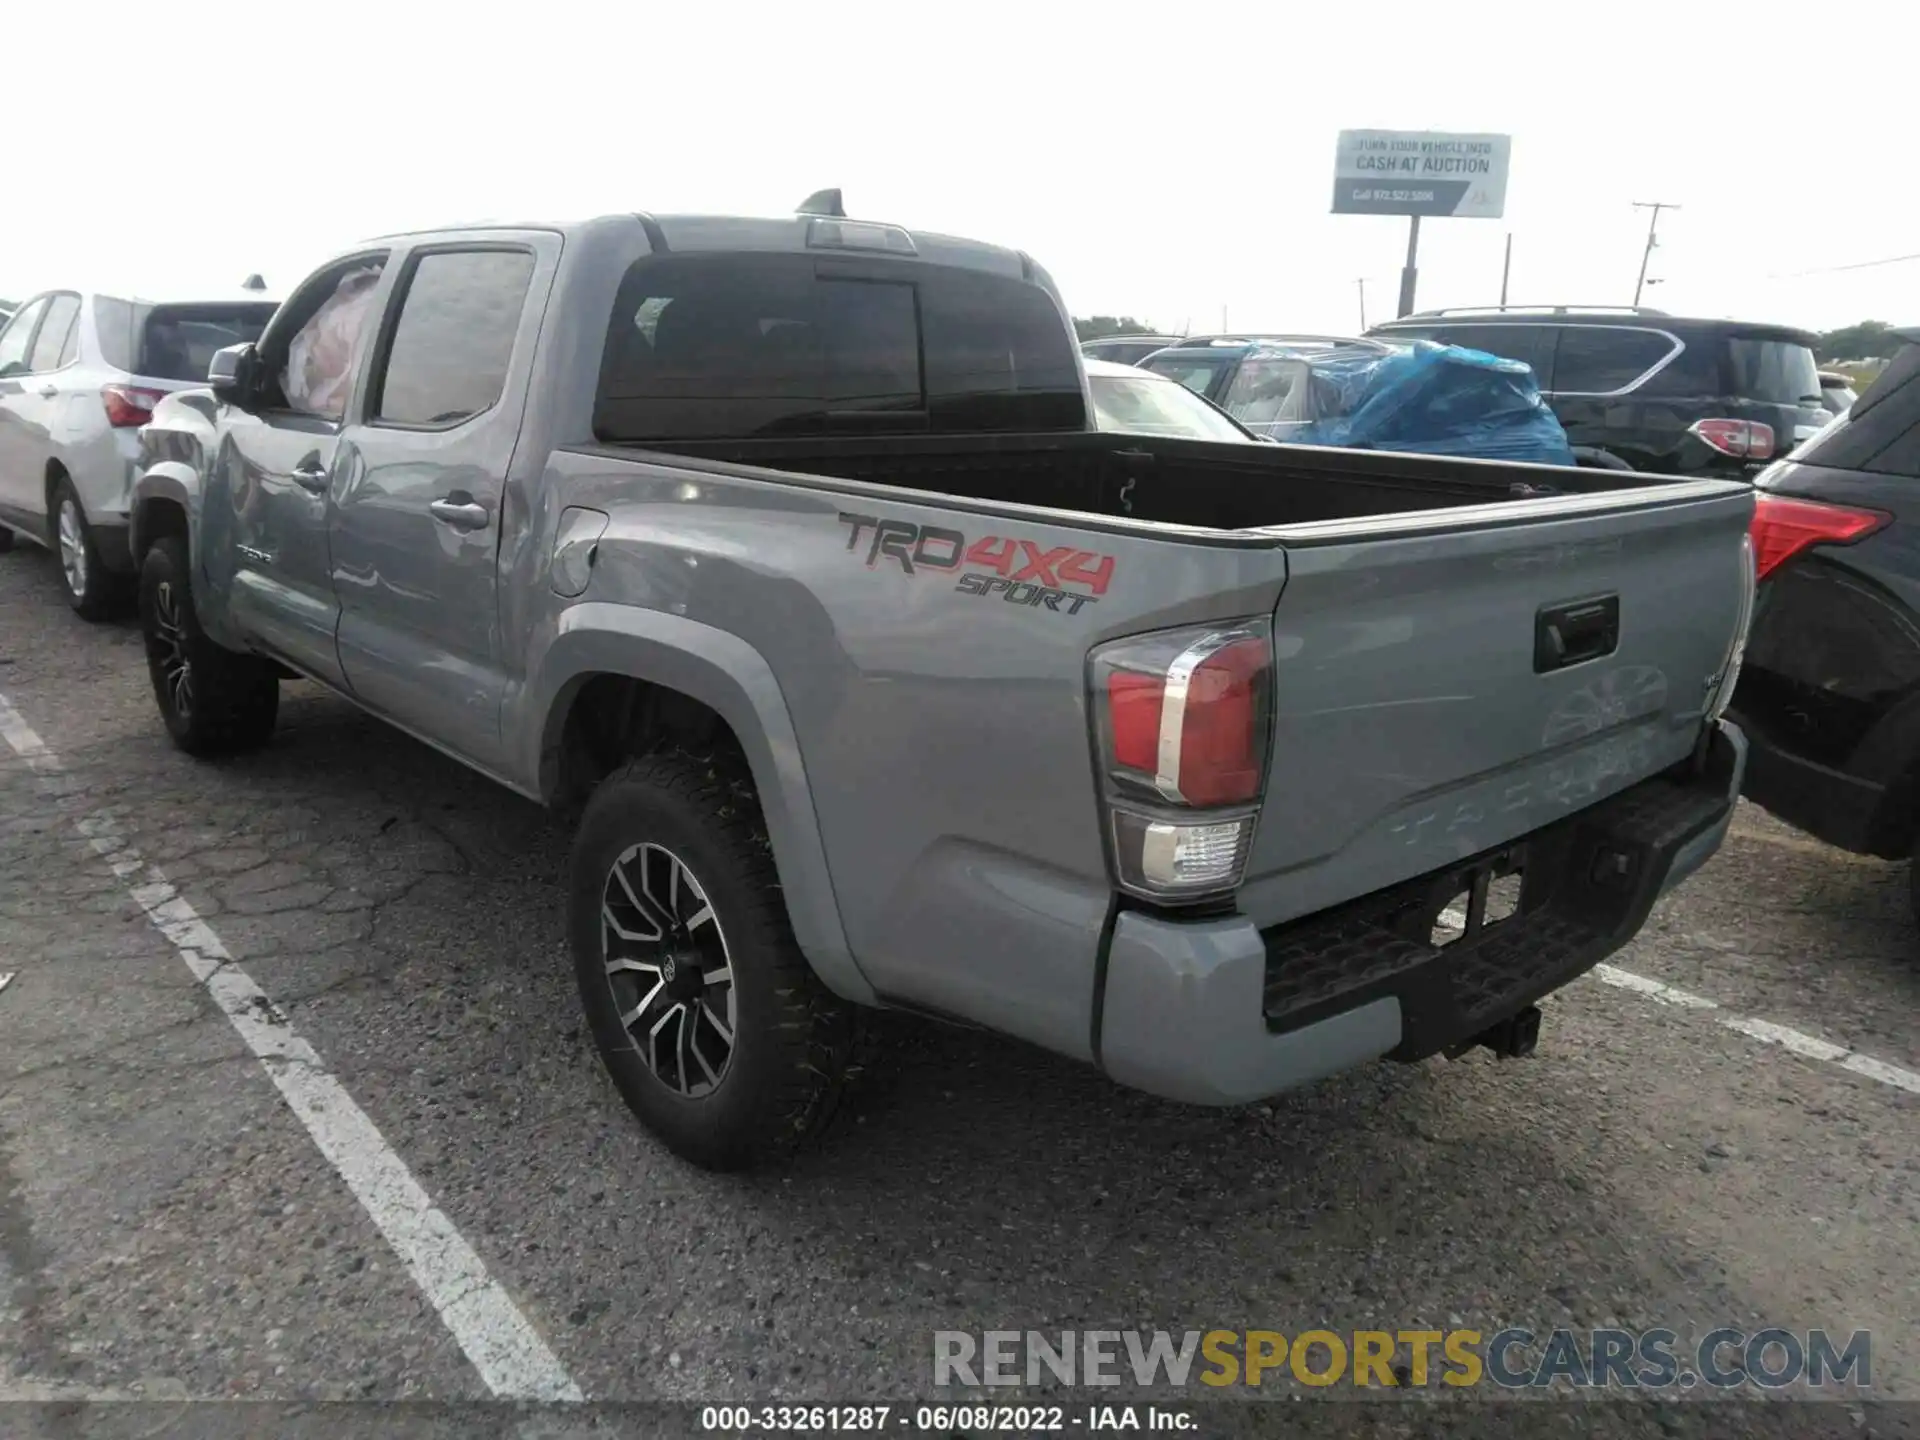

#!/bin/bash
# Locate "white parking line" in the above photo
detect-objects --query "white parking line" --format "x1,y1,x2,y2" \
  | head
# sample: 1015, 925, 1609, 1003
0, 693, 582, 1403
1594, 963, 1920, 1097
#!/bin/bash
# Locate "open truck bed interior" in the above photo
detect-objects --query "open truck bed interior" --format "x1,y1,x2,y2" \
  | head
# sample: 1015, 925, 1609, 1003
611, 431, 1667, 534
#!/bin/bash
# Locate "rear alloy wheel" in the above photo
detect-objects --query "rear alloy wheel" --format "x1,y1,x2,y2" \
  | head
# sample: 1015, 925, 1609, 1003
138, 535, 279, 755
569, 752, 861, 1170
601, 842, 739, 1098
52, 479, 124, 620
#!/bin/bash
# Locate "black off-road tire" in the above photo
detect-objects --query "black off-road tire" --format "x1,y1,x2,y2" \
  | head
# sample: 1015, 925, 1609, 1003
52, 477, 130, 620
138, 535, 279, 756
569, 751, 862, 1170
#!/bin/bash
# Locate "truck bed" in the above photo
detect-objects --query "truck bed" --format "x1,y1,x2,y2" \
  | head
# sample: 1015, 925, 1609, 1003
634, 430, 1648, 534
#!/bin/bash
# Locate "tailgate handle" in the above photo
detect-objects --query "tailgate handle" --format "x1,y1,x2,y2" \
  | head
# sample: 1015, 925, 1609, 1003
1534, 595, 1619, 673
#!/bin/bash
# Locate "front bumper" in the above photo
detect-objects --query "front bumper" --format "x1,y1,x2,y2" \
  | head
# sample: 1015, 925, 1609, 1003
1096, 721, 1746, 1106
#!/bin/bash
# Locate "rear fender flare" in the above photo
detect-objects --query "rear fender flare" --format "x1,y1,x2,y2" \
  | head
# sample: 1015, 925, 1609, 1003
525, 604, 874, 1005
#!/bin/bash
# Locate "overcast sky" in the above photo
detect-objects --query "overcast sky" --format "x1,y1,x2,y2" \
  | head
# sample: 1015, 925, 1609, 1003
5, 0, 1909, 335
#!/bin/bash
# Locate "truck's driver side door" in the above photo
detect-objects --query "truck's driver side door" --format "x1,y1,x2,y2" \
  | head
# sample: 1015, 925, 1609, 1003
205, 253, 391, 687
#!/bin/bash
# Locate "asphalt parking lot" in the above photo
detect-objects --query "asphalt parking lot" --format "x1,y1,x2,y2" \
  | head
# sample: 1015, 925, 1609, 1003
1, 543, 1916, 1434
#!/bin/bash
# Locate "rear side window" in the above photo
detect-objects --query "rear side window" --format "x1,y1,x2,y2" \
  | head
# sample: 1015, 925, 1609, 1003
28, 294, 79, 372
1431, 324, 1557, 386
1551, 327, 1675, 393
1727, 337, 1823, 408
1638, 337, 1722, 399
594, 254, 1083, 441
135, 302, 279, 383
373, 250, 536, 426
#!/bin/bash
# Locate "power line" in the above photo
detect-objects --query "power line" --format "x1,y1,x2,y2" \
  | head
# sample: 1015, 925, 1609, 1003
1770, 251, 1920, 280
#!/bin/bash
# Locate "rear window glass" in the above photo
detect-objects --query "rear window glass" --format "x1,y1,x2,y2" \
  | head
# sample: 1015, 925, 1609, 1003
136, 303, 278, 383
1551, 327, 1675, 393
1727, 337, 1823, 408
93, 299, 278, 381
1138, 353, 1236, 402
594, 255, 1082, 441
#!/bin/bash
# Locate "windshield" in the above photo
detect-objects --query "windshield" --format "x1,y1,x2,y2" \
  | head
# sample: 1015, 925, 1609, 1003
1089, 370, 1250, 441
1728, 337, 1823, 408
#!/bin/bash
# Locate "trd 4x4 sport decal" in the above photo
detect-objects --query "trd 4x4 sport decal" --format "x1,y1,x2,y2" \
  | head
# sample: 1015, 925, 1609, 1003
838, 512, 1115, 615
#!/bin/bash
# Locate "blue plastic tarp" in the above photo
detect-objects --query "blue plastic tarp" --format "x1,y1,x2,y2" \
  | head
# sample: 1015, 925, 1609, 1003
1289, 341, 1576, 466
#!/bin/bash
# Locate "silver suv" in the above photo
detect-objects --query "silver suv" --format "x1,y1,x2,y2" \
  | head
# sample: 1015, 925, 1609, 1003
0, 288, 278, 617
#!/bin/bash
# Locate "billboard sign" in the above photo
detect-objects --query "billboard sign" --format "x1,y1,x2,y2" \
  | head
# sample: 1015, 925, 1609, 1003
1332, 130, 1511, 219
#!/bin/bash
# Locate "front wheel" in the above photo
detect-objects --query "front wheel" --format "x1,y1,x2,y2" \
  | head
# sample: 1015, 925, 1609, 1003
138, 535, 279, 755
569, 752, 861, 1170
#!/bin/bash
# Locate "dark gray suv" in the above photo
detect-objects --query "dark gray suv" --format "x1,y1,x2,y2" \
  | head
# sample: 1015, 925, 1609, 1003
1369, 305, 1829, 477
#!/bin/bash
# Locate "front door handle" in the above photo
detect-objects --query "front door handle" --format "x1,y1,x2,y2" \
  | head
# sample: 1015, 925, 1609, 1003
290, 462, 330, 494
37, 384, 59, 399
429, 497, 490, 532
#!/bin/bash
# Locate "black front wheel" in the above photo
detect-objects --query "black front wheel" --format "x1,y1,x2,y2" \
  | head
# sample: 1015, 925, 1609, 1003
569, 753, 861, 1170
138, 536, 279, 756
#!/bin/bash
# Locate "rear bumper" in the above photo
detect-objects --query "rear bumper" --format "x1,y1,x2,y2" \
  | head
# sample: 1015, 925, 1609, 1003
1096, 721, 1745, 1106
1731, 716, 1882, 855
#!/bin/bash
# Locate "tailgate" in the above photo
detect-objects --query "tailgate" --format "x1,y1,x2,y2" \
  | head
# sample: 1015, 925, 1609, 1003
1239, 480, 1754, 926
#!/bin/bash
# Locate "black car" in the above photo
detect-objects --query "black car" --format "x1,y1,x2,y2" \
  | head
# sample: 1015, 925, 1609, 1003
1367, 306, 1829, 478
1726, 328, 1920, 915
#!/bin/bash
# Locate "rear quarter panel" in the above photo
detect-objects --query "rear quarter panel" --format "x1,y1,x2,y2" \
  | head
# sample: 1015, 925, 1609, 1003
509, 449, 1293, 1061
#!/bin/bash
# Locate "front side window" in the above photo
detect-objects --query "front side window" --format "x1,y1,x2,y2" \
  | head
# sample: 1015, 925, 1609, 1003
266, 259, 388, 420
0, 298, 47, 377
373, 250, 536, 426
28, 294, 79, 373
1551, 327, 1675, 394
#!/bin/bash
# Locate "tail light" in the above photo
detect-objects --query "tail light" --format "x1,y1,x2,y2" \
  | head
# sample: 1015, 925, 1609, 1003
1090, 619, 1273, 901
1749, 492, 1887, 581
1705, 534, 1756, 723
1690, 418, 1775, 461
102, 385, 167, 428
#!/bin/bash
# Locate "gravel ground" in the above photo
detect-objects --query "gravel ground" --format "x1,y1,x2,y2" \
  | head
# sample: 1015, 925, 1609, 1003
0, 543, 1915, 1438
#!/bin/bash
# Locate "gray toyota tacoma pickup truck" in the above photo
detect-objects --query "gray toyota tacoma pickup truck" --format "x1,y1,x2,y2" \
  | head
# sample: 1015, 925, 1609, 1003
131, 201, 1755, 1170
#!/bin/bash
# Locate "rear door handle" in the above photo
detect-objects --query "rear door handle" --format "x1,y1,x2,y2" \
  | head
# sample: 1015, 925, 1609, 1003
37, 384, 59, 399
429, 498, 490, 532
290, 462, 330, 494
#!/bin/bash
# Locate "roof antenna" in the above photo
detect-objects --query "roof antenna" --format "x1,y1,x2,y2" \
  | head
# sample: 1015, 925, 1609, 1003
796, 188, 846, 218
241, 273, 267, 291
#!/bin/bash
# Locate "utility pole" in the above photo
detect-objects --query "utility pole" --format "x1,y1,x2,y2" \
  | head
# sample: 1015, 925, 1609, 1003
1499, 233, 1512, 307
1396, 215, 1422, 318
1632, 201, 1680, 307
1356, 278, 1368, 331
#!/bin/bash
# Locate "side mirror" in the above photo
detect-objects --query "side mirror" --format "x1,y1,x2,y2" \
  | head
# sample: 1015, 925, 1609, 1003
208, 343, 256, 405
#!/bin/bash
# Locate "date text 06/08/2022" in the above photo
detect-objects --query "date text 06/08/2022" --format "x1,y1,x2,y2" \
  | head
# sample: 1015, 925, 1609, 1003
700, 1404, 1193, 1432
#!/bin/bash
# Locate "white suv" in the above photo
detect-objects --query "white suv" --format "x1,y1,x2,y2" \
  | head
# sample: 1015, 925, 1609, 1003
0, 288, 278, 617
